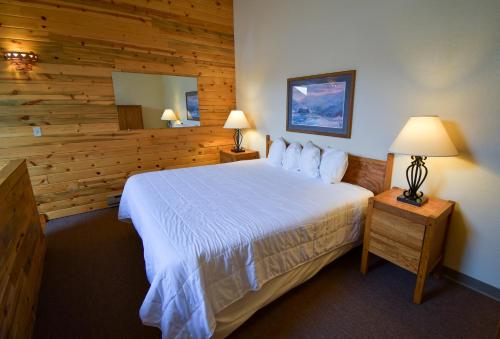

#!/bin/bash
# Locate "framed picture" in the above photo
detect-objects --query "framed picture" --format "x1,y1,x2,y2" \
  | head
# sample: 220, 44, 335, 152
286, 70, 356, 138
185, 91, 200, 121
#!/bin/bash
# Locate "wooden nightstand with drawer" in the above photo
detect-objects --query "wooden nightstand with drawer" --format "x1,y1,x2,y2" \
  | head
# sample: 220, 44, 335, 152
360, 187, 455, 304
220, 149, 259, 163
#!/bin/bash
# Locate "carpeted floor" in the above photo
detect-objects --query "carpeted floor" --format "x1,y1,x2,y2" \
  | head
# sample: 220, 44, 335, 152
33, 207, 499, 339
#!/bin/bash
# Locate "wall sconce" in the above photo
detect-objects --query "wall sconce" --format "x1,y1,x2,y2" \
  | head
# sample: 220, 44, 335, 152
4, 51, 38, 71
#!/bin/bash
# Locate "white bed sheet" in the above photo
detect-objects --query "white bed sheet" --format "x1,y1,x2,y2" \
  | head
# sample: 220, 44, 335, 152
118, 159, 373, 338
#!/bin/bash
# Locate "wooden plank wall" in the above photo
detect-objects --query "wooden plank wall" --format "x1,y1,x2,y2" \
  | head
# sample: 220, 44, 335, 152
0, 0, 236, 219
0, 159, 46, 338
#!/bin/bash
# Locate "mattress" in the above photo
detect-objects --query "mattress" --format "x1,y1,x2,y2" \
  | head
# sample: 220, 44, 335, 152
212, 240, 358, 338
118, 159, 373, 338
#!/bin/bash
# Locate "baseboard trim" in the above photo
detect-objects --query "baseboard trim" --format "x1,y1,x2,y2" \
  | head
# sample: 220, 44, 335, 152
442, 267, 500, 301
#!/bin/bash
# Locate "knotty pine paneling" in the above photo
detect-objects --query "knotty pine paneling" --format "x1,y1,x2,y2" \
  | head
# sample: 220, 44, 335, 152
0, 0, 236, 219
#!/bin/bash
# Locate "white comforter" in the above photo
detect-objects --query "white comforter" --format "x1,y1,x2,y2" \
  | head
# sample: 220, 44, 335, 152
118, 159, 373, 338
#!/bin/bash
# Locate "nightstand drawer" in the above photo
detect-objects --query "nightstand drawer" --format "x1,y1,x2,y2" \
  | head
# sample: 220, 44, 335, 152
220, 149, 259, 163
220, 153, 234, 163
371, 208, 425, 250
368, 232, 421, 273
220, 153, 257, 162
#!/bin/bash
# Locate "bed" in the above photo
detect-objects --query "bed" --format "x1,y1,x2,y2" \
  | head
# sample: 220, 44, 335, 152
118, 135, 393, 338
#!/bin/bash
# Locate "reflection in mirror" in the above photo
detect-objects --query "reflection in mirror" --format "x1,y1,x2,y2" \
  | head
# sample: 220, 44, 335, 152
111, 72, 200, 130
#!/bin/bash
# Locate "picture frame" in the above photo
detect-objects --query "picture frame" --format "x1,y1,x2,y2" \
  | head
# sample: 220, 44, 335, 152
185, 91, 200, 121
286, 70, 356, 138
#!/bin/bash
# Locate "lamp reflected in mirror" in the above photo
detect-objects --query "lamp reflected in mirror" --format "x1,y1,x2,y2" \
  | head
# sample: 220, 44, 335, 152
161, 109, 178, 128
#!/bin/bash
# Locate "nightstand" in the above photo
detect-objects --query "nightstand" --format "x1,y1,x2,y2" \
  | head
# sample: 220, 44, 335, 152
360, 187, 455, 304
220, 149, 259, 163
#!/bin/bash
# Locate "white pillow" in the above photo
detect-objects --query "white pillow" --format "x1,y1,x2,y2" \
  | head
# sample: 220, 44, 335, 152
299, 141, 320, 178
267, 137, 286, 166
320, 148, 348, 184
282, 142, 302, 171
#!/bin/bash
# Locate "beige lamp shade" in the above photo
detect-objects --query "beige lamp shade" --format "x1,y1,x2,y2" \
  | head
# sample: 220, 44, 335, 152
161, 109, 177, 121
389, 116, 458, 157
223, 110, 250, 129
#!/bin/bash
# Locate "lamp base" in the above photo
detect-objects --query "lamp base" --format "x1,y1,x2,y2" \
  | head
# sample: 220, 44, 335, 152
398, 155, 429, 207
232, 129, 245, 153
397, 194, 428, 207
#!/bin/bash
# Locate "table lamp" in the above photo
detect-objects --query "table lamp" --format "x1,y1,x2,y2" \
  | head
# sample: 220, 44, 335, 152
161, 109, 177, 128
389, 116, 457, 206
224, 110, 250, 153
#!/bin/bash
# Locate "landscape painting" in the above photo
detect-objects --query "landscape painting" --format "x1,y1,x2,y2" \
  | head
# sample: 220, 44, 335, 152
185, 91, 200, 121
286, 70, 355, 138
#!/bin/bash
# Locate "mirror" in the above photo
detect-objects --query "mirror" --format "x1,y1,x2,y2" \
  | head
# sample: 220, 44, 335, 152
111, 72, 200, 130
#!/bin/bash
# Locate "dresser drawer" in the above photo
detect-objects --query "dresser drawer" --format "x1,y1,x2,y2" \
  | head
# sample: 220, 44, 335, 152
368, 232, 421, 273
371, 208, 425, 250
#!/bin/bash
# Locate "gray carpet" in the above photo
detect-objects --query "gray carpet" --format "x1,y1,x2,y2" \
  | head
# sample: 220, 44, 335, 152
33, 207, 499, 339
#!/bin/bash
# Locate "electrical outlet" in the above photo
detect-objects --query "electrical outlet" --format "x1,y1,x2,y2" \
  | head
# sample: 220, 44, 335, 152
33, 126, 42, 137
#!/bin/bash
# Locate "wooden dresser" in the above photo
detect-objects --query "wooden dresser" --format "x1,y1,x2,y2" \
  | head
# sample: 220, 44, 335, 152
0, 160, 46, 338
361, 187, 455, 304
220, 149, 259, 163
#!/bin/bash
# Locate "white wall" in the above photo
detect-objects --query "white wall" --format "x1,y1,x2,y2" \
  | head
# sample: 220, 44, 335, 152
234, 0, 500, 287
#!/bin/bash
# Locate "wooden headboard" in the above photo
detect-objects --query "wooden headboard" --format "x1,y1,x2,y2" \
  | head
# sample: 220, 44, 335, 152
265, 135, 393, 195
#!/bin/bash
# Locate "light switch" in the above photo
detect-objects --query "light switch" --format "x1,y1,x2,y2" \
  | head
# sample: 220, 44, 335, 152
33, 126, 42, 137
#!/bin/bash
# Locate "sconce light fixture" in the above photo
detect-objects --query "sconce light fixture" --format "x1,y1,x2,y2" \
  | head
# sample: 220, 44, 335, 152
4, 51, 38, 71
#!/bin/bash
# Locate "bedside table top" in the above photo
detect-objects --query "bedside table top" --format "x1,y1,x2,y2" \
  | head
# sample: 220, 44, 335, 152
374, 188, 454, 220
